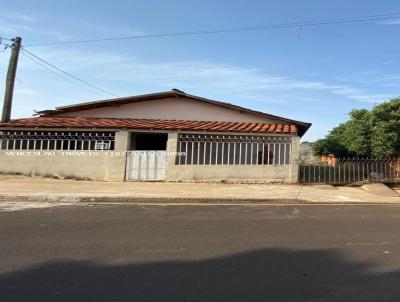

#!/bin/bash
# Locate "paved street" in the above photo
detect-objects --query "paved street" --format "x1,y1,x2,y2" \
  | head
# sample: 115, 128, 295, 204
1, 203, 400, 301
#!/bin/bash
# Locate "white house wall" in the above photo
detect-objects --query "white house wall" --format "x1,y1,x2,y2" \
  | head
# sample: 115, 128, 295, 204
56, 97, 279, 123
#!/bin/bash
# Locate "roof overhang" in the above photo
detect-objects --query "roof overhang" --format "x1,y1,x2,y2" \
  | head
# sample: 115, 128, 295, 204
0, 117, 299, 135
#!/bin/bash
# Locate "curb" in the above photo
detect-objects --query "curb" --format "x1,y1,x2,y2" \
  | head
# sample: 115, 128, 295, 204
1, 195, 400, 205
0, 195, 305, 204
79, 197, 307, 204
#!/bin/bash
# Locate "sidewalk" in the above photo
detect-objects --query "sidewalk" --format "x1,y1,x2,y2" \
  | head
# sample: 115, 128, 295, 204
0, 175, 399, 204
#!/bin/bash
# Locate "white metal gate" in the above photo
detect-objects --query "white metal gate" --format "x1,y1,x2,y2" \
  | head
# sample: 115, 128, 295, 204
125, 151, 167, 181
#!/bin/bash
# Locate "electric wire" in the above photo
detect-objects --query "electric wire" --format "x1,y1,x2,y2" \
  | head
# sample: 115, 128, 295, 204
23, 12, 400, 47
21, 47, 119, 97
21, 50, 99, 93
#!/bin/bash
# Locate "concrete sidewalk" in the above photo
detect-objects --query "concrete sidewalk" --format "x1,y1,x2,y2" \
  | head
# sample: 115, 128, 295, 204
0, 175, 399, 204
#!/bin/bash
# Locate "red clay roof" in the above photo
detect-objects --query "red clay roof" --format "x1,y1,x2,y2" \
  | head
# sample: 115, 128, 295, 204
0, 117, 298, 134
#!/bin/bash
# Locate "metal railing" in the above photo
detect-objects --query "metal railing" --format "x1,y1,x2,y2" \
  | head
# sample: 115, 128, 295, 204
299, 158, 400, 184
176, 134, 292, 165
0, 130, 115, 151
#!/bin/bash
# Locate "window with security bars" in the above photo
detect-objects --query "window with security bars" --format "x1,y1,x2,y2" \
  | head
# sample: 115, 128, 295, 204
176, 134, 292, 165
0, 130, 115, 151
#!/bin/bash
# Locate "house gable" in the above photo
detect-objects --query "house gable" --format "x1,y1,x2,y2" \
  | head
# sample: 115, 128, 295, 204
36, 90, 311, 136
53, 96, 282, 124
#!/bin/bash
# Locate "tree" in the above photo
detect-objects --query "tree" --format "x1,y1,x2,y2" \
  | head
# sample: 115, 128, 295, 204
313, 98, 400, 158
312, 124, 349, 158
339, 109, 372, 156
370, 98, 400, 157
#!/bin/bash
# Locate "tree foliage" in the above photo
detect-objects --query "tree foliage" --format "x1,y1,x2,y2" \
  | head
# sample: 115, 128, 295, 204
313, 98, 400, 158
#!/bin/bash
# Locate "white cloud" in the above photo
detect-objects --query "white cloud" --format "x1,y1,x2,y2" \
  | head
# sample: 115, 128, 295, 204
0, 20, 33, 36
378, 19, 400, 25
0, 9, 144, 44
15, 89, 41, 96
353, 70, 381, 76
347, 94, 395, 103
0, 11, 71, 42
383, 83, 400, 87
383, 74, 400, 80
0, 11, 36, 23
381, 60, 395, 65
11, 47, 396, 109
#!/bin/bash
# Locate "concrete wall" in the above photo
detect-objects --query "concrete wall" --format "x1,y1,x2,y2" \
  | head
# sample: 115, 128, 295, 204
56, 97, 280, 124
166, 164, 293, 183
0, 131, 131, 181
0, 150, 126, 181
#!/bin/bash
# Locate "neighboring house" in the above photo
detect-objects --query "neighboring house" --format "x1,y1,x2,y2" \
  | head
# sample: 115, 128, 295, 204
319, 154, 337, 166
0, 89, 311, 183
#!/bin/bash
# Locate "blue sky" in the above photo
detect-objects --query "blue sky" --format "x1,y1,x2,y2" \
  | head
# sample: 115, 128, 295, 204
0, 0, 399, 141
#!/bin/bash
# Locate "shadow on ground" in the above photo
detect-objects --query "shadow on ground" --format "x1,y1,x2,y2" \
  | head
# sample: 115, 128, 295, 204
0, 248, 398, 301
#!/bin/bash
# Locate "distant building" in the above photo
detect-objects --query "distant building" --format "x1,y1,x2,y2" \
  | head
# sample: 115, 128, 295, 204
299, 141, 318, 162
300, 141, 312, 155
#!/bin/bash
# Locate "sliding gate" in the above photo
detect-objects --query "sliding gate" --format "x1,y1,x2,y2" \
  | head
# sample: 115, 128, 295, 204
125, 151, 166, 181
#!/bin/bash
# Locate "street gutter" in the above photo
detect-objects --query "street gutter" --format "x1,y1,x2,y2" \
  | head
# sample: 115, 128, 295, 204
1, 194, 400, 205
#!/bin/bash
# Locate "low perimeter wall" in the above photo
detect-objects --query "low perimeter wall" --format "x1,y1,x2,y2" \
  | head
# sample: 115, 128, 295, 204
0, 150, 298, 183
0, 131, 301, 183
166, 165, 297, 183
0, 150, 126, 181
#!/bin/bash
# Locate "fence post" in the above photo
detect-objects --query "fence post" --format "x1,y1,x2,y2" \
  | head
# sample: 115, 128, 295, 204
290, 136, 300, 183
114, 131, 130, 152
165, 132, 178, 181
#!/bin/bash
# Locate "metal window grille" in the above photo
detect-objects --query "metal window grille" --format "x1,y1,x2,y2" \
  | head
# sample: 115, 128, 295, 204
0, 130, 115, 151
176, 134, 292, 165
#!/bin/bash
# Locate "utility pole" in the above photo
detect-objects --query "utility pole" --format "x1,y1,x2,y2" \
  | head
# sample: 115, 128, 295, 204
1, 36, 22, 123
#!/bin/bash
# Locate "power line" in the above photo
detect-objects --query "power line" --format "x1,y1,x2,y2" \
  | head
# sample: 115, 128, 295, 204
0, 37, 13, 42
23, 12, 400, 47
0, 45, 10, 52
21, 48, 119, 98
21, 47, 119, 97
22, 50, 116, 99
21, 50, 97, 93
0, 36, 12, 51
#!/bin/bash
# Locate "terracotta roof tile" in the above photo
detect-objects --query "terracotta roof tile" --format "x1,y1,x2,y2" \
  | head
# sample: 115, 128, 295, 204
258, 124, 269, 132
0, 117, 298, 134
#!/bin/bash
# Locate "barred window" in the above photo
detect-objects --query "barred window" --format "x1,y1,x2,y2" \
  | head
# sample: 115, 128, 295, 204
176, 134, 292, 165
0, 130, 115, 151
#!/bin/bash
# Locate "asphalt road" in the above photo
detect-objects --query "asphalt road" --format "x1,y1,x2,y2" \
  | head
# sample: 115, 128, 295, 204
1, 203, 400, 302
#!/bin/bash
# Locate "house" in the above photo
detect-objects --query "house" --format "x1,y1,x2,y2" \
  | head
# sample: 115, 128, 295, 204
0, 89, 311, 183
319, 154, 337, 166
